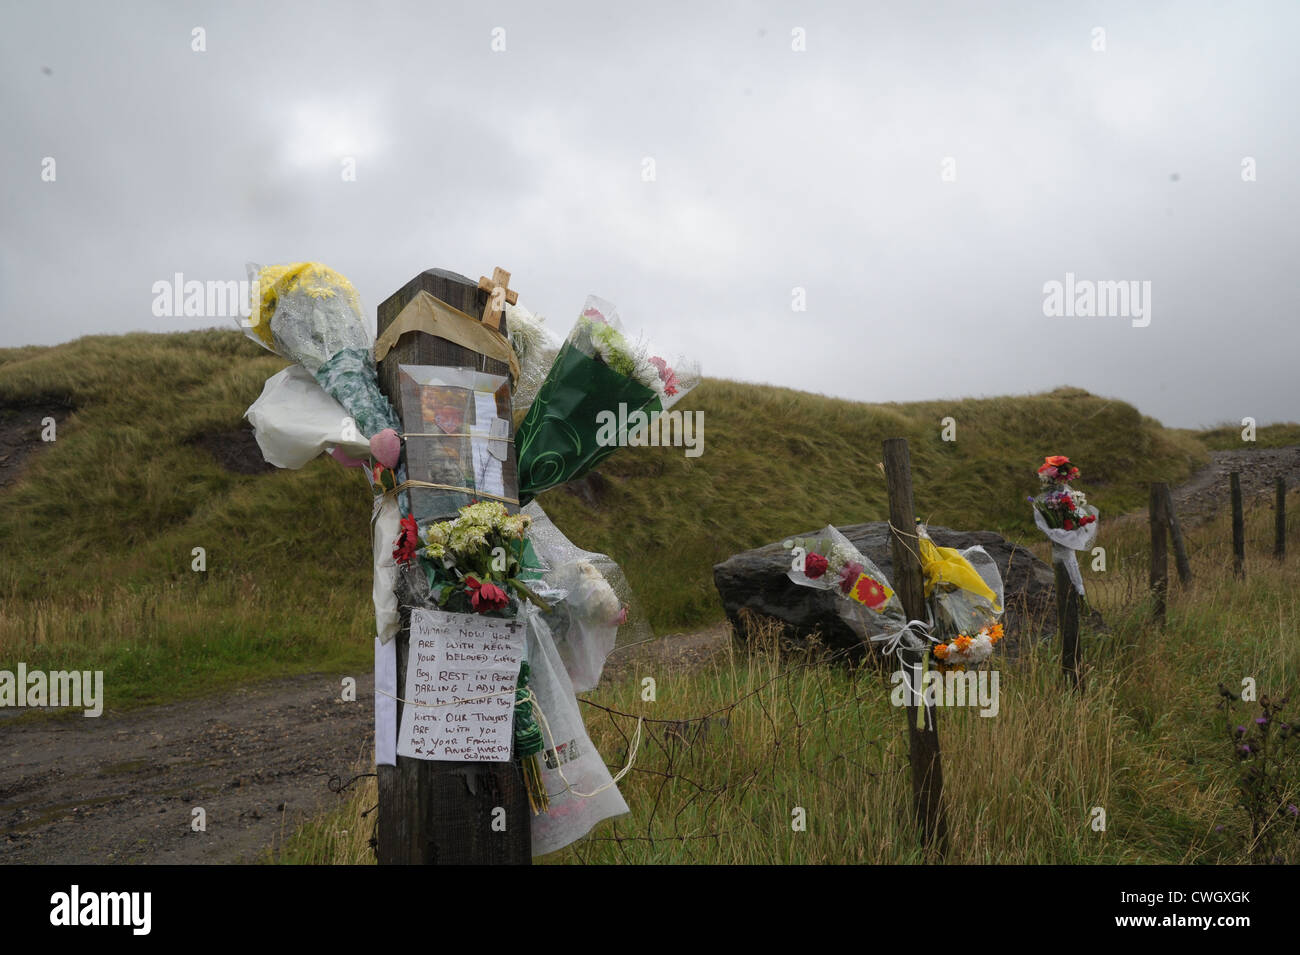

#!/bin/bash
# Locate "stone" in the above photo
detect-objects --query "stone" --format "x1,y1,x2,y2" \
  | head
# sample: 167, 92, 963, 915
712, 523, 1063, 658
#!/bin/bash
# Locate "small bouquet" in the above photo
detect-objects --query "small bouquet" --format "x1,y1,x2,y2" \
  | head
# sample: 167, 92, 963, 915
1033, 456, 1097, 531
240, 262, 400, 441
932, 622, 1005, 669
394, 500, 547, 615
1029, 455, 1100, 596
917, 522, 1004, 642
514, 296, 699, 503
786, 525, 905, 642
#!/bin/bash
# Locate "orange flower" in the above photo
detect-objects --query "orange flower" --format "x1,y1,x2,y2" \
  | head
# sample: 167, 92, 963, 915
1045, 455, 1069, 467
989, 623, 1005, 643
954, 635, 973, 652
934, 644, 949, 659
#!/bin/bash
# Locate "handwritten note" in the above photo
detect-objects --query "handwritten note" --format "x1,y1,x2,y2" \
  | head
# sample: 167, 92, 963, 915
396, 608, 525, 762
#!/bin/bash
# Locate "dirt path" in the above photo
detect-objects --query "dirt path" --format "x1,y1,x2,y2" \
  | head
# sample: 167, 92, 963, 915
0, 674, 372, 864
1167, 446, 1299, 525
3, 449, 1293, 865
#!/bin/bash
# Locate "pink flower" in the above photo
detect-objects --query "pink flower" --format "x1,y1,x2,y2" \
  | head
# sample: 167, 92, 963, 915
612, 605, 628, 626
329, 446, 367, 469
369, 428, 401, 469
838, 561, 864, 595
648, 356, 679, 396
582, 307, 606, 323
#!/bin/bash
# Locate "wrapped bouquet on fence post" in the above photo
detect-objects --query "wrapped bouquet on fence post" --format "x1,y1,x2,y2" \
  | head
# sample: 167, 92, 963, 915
916, 522, 1006, 669
515, 295, 699, 503
1030, 455, 1099, 597
242, 262, 401, 444
785, 525, 914, 656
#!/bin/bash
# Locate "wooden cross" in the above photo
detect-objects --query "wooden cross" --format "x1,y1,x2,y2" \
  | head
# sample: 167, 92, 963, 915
477, 267, 519, 329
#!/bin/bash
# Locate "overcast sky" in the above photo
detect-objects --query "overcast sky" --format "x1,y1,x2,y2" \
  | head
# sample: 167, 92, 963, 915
1, 0, 1296, 428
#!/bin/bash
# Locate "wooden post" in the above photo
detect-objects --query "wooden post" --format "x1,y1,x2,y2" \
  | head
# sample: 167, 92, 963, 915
1055, 563, 1081, 688
1276, 477, 1287, 560
1162, 484, 1192, 585
882, 437, 948, 855
374, 268, 531, 865
1149, 483, 1168, 627
1231, 471, 1245, 579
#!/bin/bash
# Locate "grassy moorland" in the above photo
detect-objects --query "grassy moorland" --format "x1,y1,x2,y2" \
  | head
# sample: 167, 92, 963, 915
0, 328, 1283, 712
273, 487, 1300, 864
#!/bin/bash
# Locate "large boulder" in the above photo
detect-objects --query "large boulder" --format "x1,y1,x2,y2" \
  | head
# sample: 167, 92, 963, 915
712, 523, 1059, 657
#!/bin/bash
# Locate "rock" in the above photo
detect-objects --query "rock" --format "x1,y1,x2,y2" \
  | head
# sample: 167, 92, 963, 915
712, 522, 1061, 657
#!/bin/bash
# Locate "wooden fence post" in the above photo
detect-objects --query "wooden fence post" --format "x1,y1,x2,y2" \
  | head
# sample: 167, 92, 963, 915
1055, 563, 1081, 688
1150, 483, 1168, 627
882, 437, 948, 855
1231, 471, 1245, 579
1161, 484, 1192, 585
1276, 478, 1287, 561
374, 268, 531, 865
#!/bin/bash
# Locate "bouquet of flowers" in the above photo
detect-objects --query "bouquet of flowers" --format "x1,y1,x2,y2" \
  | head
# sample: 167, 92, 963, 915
394, 500, 547, 615
786, 525, 905, 642
917, 522, 1004, 641
1029, 454, 1100, 596
514, 296, 699, 503
240, 262, 400, 442
1032, 456, 1097, 531
932, 622, 1005, 669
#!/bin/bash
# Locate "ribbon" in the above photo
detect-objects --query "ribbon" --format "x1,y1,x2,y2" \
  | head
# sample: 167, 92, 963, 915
869, 613, 942, 730
869, 616, 938, 658
373, 289, 521, 383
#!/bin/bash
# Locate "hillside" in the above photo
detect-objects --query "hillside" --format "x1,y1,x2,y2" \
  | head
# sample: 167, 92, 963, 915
0, 329, 1281, 705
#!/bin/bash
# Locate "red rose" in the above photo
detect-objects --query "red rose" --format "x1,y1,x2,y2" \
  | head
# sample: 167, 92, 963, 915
1063, 519, 1075, 530
465, 576, 510, 613
804, 552, 829, 579
393, 515, 420, 565
838, 561, 864, 595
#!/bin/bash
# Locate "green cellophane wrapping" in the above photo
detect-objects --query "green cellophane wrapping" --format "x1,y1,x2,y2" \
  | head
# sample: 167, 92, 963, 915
516, 341, 661, 503
312, 346, 401, 439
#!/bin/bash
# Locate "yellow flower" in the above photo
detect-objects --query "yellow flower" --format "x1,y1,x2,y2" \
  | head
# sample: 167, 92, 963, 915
246, 262, 362, 350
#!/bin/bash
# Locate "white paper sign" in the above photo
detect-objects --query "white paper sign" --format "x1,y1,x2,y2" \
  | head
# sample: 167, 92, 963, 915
396, 608, 525, 762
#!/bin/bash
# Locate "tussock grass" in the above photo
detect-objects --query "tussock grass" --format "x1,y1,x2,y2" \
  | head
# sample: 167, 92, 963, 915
1191, 423, 1300, 450
273, 489, 1299, 864
0, 330, 1289, 708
